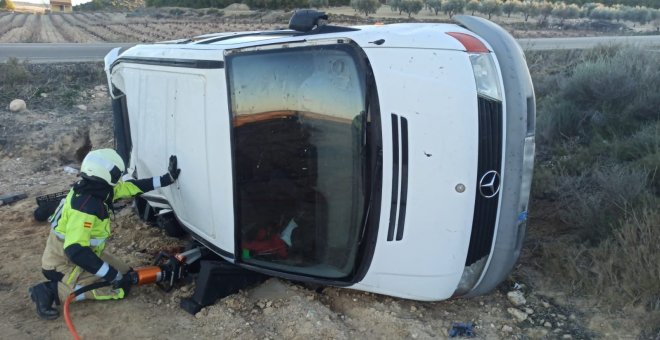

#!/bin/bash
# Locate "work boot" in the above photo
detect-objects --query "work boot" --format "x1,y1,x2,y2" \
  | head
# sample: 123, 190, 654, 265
28, 283, 59, 320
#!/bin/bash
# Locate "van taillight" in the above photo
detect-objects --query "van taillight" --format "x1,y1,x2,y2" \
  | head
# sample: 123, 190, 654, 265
446, 32, 489, 53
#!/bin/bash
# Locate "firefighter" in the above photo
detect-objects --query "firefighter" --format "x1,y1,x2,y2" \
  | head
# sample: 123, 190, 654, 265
28, 148, 181, 319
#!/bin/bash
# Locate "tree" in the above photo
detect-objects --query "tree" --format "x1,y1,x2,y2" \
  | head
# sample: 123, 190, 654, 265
351, 0, 381, 16
387, 0, 401, 12
399, 0, 423, 17
520, 0, 539, 22
589, 5, 616, 20
502, 0, 519, 18
538, 1, 555, 24
3, 0, 15, 10
553, 2, 580, 24
442, 0, 465, 18
466, 0, 480, 15
480, 0, 502, 19
427, 0, 442, 14
622, 6, 651, 25
580, 2, 600, 18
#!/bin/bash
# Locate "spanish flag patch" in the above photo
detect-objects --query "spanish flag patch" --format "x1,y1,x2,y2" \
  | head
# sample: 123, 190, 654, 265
83, 222, 92, 229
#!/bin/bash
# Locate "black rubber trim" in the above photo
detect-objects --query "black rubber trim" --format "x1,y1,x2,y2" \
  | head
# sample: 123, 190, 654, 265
387, 114, 399, 242
395, 117, 408, 241
111, 57, 224, 72
112, 97, 131, 166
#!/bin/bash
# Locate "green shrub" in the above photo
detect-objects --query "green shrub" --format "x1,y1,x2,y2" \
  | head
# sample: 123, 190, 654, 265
0, 58, 31, 86
531, 45, 660, 313
544, 202, 659, 310
538, 46, 660, 144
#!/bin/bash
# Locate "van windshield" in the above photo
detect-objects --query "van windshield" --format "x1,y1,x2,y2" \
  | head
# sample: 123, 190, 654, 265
227, 44, 367, 279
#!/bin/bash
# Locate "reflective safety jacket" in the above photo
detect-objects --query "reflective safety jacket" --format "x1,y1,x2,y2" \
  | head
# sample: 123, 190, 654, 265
49, 175, 171, 281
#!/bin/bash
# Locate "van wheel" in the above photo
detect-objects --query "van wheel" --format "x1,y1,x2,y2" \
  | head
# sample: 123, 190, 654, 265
157, 213, 185, 238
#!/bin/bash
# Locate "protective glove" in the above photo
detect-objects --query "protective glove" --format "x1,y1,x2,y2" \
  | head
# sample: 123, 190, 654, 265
160, 155, 181, 187
111, 271, 135, 297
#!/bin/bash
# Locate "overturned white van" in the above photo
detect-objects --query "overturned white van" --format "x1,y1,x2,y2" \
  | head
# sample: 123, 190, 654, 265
104, 11, 535, 302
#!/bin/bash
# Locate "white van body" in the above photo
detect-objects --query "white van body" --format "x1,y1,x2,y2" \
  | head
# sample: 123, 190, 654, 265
105, 14, 535, 301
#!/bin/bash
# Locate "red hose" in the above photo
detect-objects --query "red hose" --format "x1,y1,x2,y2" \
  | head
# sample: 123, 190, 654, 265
63, 281, 110, 340
63, 294, 81, 340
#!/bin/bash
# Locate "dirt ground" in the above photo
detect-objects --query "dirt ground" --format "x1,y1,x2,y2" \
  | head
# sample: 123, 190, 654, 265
0, 65, 655, 339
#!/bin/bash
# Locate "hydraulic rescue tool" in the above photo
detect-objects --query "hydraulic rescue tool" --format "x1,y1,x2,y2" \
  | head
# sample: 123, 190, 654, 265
64, 248, 201, 340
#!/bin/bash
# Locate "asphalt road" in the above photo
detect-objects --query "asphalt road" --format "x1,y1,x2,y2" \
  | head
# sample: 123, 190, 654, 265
0, 35, 659, 63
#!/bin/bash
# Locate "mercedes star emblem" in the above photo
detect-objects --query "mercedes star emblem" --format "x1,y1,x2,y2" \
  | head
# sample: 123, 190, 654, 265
479, 170, 501, 198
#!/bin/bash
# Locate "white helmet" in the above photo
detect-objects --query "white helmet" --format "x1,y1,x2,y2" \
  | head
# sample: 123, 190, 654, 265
80, 149, 125, 186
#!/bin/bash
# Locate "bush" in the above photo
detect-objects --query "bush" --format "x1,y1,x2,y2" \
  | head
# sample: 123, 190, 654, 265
538, 46, 660, 144
543, 201, 659, 310
0, 58, 30, 87
308, 0, 328, 7
530, 45, 660, 313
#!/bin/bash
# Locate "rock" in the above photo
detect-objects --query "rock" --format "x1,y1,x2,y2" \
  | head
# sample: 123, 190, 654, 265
76, 104, 88, 111
507, 307, 528, 322
544, 322, 552, 328
525, 307, 534, 315
541, 301, 551, 308
501, 325, 514, 333
410, 305, 417, 312
528, 328, 549, 338
507, 290, 526, 306
40, 93, 49, 98
562, 335, 572, 339
569, 314, 576, 320
9, 99, 26, 112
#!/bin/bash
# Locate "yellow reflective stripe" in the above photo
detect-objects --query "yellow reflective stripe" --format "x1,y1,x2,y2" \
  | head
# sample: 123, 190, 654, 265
91, 288, 125, 300
53, 230, 106, 247
66, 266, 82, 286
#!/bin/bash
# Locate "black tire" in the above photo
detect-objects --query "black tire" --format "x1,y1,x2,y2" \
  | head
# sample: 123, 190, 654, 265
157, 214, 185, 238
33, 206, 52, 222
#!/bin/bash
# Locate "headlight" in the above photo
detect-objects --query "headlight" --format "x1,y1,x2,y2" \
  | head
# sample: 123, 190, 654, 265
469, 53, 502, 101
